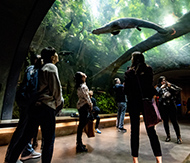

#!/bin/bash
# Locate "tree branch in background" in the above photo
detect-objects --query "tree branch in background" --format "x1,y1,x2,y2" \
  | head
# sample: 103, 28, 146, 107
91, 11, 190, 82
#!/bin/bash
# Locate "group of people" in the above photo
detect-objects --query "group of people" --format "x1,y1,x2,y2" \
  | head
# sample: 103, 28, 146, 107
4, 48, 182, 163
4, 47, 102, 163
4, 47, 64, 163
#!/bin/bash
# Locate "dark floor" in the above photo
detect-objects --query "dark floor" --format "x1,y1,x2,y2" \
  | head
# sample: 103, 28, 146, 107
0, 118, 190, 163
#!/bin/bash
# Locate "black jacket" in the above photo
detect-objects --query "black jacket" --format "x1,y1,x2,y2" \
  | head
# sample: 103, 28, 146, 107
113, 84, 126, 103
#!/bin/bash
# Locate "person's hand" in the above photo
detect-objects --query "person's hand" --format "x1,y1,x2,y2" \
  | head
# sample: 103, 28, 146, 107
55, 99, 64, 116
161, 84, 166, 89
167, 82, 171, 87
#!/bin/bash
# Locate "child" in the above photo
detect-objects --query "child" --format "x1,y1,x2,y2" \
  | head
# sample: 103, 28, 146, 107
89, 90, 101, 134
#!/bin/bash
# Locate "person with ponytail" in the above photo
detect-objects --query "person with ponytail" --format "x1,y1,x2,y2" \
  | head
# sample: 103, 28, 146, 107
124, 51, 162, 163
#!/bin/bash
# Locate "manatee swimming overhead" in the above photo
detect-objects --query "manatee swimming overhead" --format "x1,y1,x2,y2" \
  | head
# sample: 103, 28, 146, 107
92, 18, 168, 35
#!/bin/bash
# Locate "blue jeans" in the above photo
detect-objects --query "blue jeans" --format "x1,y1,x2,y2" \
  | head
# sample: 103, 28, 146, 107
116, 102, 127, 128
5, 107, 34, 162
93, 113, 100, 129
7, 103, 55, 163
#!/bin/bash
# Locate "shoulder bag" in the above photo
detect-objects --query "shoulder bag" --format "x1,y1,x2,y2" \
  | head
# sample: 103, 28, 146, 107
137, 76, 162, 128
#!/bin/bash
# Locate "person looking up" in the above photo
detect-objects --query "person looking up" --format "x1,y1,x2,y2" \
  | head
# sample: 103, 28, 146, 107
74, 71, 92, 152
113, 78, 127, 133
124, 51, 162, 163
5, 47, 64, 163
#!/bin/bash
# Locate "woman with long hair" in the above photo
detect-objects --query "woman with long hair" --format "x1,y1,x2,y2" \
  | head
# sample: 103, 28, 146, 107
74, 71, 93, 152
124, 51, 162, 163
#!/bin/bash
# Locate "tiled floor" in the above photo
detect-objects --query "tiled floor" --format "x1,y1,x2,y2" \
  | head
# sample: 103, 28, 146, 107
0, 118, 190, 163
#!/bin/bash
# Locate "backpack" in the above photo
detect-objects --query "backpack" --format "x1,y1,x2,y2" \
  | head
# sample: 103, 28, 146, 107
16, 65, 39, 107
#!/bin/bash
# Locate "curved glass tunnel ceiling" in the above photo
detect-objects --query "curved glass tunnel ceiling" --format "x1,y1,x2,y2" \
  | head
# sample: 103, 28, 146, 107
31, 0, 190, 84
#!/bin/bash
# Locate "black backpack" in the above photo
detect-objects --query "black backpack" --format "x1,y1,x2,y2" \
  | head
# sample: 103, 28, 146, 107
16, 65, 39, 107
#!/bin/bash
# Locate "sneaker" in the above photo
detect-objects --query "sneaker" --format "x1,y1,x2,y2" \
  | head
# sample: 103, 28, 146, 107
95, 128, 101, 134
20, 151, 41, 161
16, 160, 23, 163
118, 128, 127, 133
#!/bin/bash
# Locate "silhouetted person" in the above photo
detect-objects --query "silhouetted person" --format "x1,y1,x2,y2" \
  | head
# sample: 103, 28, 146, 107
4, 54, 41, 163
124, 51, 162, 163
156, 76, 182, 144
4, 47, 64, 163
113, 78, 127, 133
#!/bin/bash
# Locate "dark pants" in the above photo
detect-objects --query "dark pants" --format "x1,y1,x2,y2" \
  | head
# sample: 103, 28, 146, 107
5, 107, 34, 162
159, 103, 180, 137
93, 113, 100, 129
77, 104, 89, 144
32, 126, 39, 148
7, 104, 55, 163
128, 101, 162, 157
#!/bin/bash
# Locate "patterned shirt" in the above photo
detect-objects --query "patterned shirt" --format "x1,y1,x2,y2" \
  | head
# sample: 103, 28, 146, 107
77, 83, 92, 109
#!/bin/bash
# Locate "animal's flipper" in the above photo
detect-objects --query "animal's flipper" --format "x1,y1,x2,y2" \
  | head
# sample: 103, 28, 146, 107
136, 27, 141, 31
111, 31, 120, 35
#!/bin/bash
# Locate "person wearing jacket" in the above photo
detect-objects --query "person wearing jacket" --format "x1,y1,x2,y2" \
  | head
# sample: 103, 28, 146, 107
113, 78, 127, 133
156, 76, 182, 144
124, 51, 162, 163
4, 54, 41, 163
5, 47, 64, 163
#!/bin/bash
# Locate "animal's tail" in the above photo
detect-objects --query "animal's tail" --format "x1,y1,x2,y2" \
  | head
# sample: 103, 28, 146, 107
154, 27, 168, 34
139, 20, 168, 34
